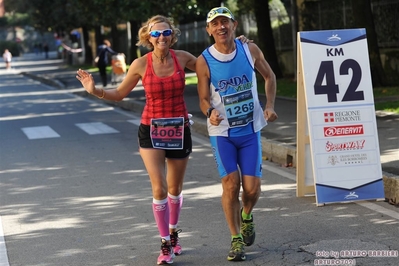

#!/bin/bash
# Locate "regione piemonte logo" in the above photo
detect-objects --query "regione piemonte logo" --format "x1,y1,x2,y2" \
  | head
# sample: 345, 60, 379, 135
324, 112, 335, 122
324, 110, 361, 123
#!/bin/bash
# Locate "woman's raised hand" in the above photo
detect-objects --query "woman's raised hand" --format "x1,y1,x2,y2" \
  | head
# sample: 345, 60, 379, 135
76, 69, 96, 94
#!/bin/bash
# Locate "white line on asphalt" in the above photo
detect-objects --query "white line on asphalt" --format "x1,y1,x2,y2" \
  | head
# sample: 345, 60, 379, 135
21, 126, 60, 139
75, 122, 119, 135
0, 216, 10, 266
127, 119, 141, 126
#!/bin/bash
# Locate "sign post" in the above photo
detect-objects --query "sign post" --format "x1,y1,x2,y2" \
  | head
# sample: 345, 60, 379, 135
296, 29, 385, 205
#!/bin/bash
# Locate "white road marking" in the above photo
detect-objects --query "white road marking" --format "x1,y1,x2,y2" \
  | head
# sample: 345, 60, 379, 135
75, 122, 119, 135
127, 119, 141, 126
21, 126, 60, 139
0, 216, 10, 266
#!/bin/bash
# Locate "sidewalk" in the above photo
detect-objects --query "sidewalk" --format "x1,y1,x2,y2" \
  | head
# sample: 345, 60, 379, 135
4, 53, 398, 187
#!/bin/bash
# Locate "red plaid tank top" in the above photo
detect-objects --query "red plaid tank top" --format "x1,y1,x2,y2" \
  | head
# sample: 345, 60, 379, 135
141, 49, 188, 125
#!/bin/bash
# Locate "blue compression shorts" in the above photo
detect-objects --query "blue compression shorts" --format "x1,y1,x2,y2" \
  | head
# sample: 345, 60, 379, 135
210, 131, 262, 178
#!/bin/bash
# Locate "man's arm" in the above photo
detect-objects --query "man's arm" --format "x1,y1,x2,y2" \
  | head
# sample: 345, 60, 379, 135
248, 43, 278, 122
196, 55, 224, 125
195, 55, 212, 117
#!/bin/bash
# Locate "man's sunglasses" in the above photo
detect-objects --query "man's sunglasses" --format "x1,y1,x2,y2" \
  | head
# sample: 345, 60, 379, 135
149, 29, 173, 38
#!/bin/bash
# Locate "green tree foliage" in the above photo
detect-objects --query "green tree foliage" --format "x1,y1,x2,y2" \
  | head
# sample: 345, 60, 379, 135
196, 0, 224, 12
236, 0, 283, 78
4, 0, 208, 62
4, 0, 395, 83
351, 0, 387, 86
299, 0, 391, 86
0, 13, 30, 27
3, 0, 30, 14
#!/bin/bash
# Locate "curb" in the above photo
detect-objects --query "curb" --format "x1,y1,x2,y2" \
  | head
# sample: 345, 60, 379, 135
22, 72, 66, 89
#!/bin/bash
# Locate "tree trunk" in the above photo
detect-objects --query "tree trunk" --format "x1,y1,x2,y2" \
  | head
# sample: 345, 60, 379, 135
290, 0, 299, 81
81, 26, 93, 64
129, 20, 140, 62
95, 26, 103, 51
351, 0, 388, 86
111, 24, 119, 51
253, 0, 283, 78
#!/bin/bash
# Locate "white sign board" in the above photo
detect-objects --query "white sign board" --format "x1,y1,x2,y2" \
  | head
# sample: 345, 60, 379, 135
298, 29, 384, 204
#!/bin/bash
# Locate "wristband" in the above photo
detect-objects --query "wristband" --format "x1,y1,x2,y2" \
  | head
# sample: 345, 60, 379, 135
207, 107, 215, 118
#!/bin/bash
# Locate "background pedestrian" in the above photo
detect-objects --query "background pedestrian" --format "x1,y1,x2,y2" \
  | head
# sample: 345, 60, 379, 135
43, 42, 49, 59
2, 49, 12, 70
95, 40, 118, 87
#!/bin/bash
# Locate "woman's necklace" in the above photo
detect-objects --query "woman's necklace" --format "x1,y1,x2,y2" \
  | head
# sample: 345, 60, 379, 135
153, 51, 169, 63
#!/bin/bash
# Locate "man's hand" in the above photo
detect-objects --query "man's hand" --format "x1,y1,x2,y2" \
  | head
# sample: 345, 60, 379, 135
209, 109, 224, 126
264, 108, 278, 122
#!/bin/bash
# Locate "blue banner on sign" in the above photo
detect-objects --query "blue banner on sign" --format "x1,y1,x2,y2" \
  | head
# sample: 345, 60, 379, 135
300, 28, 366, 46
315, 179, 384, 204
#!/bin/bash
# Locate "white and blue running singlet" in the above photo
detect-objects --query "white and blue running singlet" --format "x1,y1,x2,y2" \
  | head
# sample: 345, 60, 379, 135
202, 39, 267, 137
202, 40, 267, 178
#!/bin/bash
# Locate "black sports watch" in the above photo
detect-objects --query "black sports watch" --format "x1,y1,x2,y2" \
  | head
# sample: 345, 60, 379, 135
207, 107, 215, 118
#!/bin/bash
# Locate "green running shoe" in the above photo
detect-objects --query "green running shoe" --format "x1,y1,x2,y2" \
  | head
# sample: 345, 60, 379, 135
227, 238, 246, 261
240, 208, 256, 246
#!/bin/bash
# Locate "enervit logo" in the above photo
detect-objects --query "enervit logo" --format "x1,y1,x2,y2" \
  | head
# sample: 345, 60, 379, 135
324, 110, 361, 123
325, 140, 365, 152
324, 125, 364, 137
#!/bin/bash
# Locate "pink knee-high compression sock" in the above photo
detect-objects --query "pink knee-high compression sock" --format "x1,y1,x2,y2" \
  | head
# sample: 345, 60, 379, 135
152, 198, 170, 240
168, 192, 183, 229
